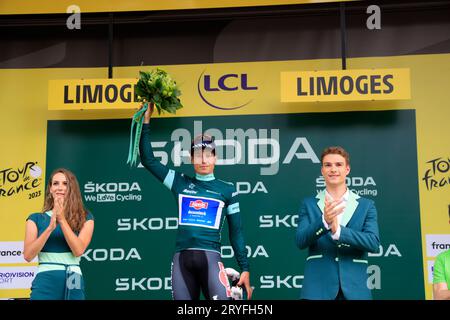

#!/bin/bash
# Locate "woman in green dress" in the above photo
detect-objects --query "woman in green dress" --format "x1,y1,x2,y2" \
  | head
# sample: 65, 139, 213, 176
24, 168, 94, 300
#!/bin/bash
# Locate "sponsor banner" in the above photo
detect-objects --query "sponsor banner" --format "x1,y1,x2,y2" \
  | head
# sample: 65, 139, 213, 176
117, 217, 179, 231
39, 59, 419, 121
83, 181, 142, 203
0, 242, 36, 263
316, 176, 378, 198
0, 0, 355, 15
425, 234, 450, 257
259, 215, 298, 228
48, 68, 412, 114
0, 266, 37, 290
81, 248, 142, 262
115, 275, 172, 292
221, 245, 269, 259
280, 68, 411, 102
259, 274, 304, 289
48, 79, 138, 110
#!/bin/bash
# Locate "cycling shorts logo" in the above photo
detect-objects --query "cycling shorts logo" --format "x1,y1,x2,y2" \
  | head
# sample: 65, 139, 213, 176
189, 199, 208, 210
217, 262, 232, 297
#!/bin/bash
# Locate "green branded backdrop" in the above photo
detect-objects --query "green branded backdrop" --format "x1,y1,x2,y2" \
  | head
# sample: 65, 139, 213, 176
46, 109, 423, 299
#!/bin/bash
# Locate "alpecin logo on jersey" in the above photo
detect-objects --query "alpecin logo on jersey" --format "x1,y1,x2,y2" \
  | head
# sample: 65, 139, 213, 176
189, 199, 209, 210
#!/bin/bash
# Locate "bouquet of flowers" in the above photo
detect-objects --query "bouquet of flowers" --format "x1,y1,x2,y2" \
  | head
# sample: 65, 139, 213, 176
134, 69, 183, 115
127, 69, 183, 167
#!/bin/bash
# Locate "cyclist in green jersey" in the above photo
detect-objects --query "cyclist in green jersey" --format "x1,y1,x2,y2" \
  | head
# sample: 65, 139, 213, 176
139, 104, 252, 300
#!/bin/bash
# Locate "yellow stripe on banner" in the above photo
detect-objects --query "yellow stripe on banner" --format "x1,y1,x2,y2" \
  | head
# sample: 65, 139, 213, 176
280, 69, 411, 102
0, 263, 38, 267
0, 289, 31, 299
0, 0, 356, 15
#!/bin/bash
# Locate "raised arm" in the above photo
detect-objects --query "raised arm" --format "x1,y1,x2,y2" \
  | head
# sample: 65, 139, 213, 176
139, 103, 178, 187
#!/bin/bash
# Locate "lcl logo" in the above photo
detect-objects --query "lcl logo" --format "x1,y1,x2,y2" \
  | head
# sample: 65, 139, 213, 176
197, 71, 258, 110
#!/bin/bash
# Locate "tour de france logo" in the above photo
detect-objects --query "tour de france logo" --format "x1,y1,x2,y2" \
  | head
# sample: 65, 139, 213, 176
0, 161, 42, 199
422, 157, 450, 191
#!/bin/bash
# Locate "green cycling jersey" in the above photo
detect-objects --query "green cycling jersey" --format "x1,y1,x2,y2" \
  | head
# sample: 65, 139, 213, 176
139, 123, 249, 272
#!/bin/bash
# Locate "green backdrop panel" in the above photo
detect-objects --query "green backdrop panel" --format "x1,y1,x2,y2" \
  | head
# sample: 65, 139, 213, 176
46, 110, 423, 299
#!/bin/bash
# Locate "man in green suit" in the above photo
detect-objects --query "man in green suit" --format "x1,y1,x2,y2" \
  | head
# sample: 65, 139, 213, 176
296, 146, 380, 300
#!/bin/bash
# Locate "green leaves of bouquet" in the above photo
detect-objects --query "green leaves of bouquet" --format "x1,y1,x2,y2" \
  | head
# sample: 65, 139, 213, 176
127, 69, 183, 167
135, 69, 183, 114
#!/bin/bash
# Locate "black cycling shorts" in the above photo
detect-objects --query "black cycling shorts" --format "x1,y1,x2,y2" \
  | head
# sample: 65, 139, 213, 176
171, 249, 232, 300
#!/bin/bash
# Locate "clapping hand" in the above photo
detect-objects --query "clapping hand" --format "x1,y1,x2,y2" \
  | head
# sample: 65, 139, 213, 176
48, 208, 57, 232
53, 196, 66, 223
324, 195, 345, 233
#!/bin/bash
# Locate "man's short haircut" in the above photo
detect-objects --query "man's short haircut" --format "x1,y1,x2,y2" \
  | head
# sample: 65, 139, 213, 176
191, 134, 216, 156
321, 146, 350, 166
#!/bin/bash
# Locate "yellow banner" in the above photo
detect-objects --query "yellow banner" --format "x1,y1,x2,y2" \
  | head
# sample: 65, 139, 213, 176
48, 78, 138, 110
0, 0, 355, 15
280, 68, 411, 102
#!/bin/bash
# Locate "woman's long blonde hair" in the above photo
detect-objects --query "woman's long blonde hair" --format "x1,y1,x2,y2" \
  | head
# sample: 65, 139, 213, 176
42, 168, 87, 232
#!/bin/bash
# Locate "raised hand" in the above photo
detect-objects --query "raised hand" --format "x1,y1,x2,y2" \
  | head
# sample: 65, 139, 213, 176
47, 208, 58, 232
142, 102, 155, 124
53, 196, 65, 222
330, 217, 339, 235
